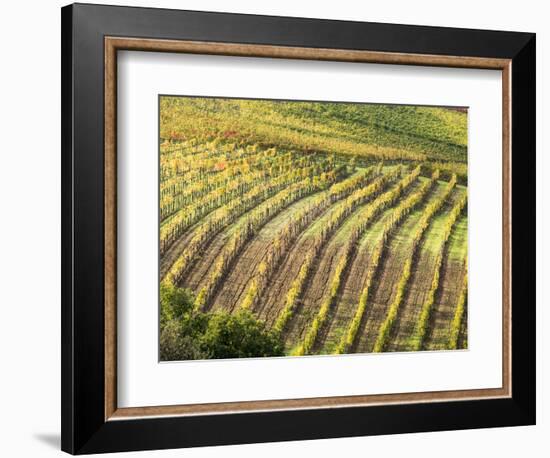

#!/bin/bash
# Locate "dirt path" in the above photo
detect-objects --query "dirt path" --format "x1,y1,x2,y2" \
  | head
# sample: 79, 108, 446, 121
352, 181, 449, 354
423, 214, 468, 350
385, 187, 466, 352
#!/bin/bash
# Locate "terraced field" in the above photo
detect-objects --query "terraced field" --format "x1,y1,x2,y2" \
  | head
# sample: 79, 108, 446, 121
159, 97, 468, 361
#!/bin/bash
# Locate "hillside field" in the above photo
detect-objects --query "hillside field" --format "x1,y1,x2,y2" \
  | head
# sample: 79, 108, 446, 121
159, 96, 468, 361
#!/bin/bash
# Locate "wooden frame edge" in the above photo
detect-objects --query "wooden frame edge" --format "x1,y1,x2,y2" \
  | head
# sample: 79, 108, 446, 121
502, 61, 512, 401
105, 37, 510, 69
104, 36, 512, 421
105, 38, 117, 420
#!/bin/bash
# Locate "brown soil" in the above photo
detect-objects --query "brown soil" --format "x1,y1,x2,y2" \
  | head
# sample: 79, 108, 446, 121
385, 254, 435, 351
281, 238, 343, 350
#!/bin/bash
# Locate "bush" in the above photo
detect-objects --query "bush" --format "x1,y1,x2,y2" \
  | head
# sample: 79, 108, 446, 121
159, 285, 284, 361
160, 320, 208, 361
160, 282, 195, 324
201, 310, 284, 359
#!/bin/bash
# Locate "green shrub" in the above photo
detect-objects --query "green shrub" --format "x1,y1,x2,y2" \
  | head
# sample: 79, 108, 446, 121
160, 320, 209, 361
201, 310, 284, 359
160, 285, 284, 361
160, 281, 195, 325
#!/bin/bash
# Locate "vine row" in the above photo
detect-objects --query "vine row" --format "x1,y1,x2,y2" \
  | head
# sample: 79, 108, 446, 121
449, 261, 468, 349
160, 159, 332, 256
289, 166, 424, 355
237, 166, 385, 312
163, 165, 343, 291
273, 166, 415, 336
408, 192, 468, 350
372, 174, 457, 352
193, 173, 338, 309
334, 170, 441, 354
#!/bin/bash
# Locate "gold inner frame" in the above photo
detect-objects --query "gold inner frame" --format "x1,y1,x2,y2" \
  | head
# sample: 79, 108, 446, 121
104, 37, 512, 421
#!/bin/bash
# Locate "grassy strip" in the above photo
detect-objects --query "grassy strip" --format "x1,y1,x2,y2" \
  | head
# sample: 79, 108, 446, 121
448, 264, 468, 349
408, 193, 468, 351
290, 167, 424, 356
160, 97, 468, 163
201, 167, 384, 309
334, 171, 441, 354
420, 161, 468, 185
372, 174, 457, 353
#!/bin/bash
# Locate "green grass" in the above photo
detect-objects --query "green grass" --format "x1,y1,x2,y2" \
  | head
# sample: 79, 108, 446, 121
160, 97, 467, 165
447, 214, 468, 261
420, 187, 467, 255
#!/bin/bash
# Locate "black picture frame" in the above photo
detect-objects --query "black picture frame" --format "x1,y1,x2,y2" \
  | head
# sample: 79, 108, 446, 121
61, 3, 536, 454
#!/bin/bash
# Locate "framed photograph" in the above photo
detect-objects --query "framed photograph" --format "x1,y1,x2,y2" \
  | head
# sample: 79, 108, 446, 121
61, 3, 536, 454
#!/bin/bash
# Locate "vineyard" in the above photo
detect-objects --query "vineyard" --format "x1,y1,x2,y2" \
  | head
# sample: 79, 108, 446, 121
159, 97, 468, 360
